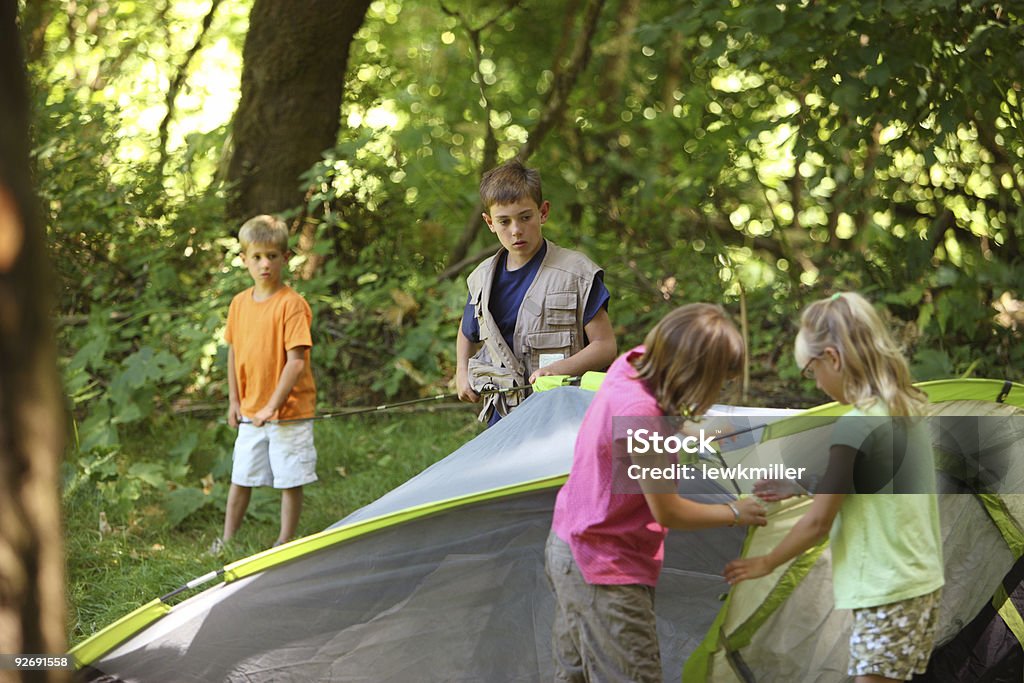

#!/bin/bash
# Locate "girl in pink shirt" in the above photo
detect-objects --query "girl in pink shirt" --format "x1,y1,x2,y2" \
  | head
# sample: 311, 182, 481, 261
547, 303, 766, 682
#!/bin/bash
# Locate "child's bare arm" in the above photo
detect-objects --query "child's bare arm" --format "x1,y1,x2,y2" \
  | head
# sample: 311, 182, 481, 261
723, 444, 856, 584
227, 346, 241, 428
529, 308, 617, 383
455, 323, 481, 402
723, 491, 844, 584
252, 346, 309, 426
643, 492, 766, 531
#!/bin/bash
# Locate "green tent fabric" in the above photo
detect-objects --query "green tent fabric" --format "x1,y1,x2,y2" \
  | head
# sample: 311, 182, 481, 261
685, 379, 1024, 682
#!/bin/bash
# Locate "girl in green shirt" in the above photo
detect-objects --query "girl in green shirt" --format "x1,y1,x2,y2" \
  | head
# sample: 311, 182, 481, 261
724, 292, 944, 683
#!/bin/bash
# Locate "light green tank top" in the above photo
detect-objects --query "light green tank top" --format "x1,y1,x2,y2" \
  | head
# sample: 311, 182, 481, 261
829, 404, 945, 609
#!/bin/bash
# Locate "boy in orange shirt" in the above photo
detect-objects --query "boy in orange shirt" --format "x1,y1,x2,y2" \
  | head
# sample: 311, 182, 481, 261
211, 215, 317, 553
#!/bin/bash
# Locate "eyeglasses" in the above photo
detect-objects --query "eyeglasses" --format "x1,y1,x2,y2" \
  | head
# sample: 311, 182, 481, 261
801, 356, 820, 380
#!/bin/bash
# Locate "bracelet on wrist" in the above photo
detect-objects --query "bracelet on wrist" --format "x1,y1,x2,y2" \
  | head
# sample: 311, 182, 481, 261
727, 502, 740, 526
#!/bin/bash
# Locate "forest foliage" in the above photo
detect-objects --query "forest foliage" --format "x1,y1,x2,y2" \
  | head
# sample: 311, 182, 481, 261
22, 0, 1024, 531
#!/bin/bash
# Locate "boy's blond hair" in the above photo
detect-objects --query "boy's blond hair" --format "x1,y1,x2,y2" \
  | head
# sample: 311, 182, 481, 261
479, 159, 543, 211
238, 215, 289, 252
631, 303, 745, 418
796, 292, 928, 416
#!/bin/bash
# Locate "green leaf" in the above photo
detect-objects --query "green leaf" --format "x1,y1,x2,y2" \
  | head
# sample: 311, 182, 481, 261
153, 350, 185, 376
831, 4, 854, 31
122, 347, 158, 388
168, 432, 199, 467
70, 333, 110, 372
162, 487, 209, 528
864, 63, 890, 87
833, 83, 863, 111
916, 302, 933, 333
935, 296, 954, 335
79, 401, 119, 452
127, 462, 166, 488
752, 6, 785, 34
911, 348, 953, 380
883, 285, 924, 306
109, 385, 154, 424
932, 266, 959, 288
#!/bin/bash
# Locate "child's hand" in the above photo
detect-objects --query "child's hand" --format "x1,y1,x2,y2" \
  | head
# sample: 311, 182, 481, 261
528, 366, 558, 384
252, 407, 275, 427
752, 478, 804, 502
227, 402, 242, 429
707, 419, 736, 442
455, 373, 480, 403
723, 555, 773, 585
735, 497, 768, 527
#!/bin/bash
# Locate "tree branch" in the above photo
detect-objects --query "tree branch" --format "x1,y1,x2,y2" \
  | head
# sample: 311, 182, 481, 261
441, 0, 520, 267
436, 245, 499, 282
156, 0, 224, 181
440, 0, 605, 280
518, 0, 606, 162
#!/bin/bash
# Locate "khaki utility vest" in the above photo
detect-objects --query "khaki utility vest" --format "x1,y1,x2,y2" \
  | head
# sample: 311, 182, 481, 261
466, 240, 601, 422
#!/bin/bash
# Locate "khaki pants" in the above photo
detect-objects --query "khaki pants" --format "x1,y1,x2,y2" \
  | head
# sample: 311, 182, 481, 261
544, 531, 663, 683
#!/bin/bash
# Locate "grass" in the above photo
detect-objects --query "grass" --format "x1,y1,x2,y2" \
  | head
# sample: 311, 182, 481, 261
64, 406, 484, 648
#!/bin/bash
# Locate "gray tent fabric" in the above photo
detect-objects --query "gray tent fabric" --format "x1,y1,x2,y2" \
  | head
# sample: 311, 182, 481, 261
333, 390, 794, 528
922, 553, 1024, 682
331, 386, 592, 527
77, 388, 749, 682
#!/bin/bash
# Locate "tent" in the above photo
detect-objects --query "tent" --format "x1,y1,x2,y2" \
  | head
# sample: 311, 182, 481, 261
71, 379, 1024, 682
685, 380, 1024, 682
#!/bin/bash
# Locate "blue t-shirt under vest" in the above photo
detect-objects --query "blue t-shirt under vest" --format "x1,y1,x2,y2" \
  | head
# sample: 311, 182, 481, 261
460, 241, 610, 351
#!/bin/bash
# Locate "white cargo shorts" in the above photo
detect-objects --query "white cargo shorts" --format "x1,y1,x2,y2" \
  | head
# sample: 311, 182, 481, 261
231, 419, 318, 489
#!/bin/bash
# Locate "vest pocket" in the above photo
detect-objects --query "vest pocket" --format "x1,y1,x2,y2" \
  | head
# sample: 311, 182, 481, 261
527, 330, 574, 372
466, 358, 526, 420
545, 291, 578, 326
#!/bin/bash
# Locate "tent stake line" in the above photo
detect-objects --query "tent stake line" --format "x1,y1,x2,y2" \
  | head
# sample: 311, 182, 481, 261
238, 383, 535, 424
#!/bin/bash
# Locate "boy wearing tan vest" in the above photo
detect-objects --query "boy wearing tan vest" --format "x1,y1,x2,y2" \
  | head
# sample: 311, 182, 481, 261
455, 159, 617, 425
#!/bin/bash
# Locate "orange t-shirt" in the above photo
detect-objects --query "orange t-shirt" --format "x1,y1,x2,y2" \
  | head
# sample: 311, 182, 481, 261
225, 285, 316, 420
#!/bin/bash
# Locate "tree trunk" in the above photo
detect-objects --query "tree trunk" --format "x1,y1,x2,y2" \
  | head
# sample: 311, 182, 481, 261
226, 0, 373, 222
440, 0, 521, 269
0, 4, 68, 681
661, 29, 685, 108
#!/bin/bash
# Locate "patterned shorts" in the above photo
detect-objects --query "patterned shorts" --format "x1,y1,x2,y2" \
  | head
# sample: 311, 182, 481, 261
849, 588, 942, 680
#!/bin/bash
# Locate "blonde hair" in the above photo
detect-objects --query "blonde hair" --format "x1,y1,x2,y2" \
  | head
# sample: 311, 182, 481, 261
796, 292, 928, 416
631, 303, 745, 417
238, 215, 289, 252
479, 159, 543, 211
